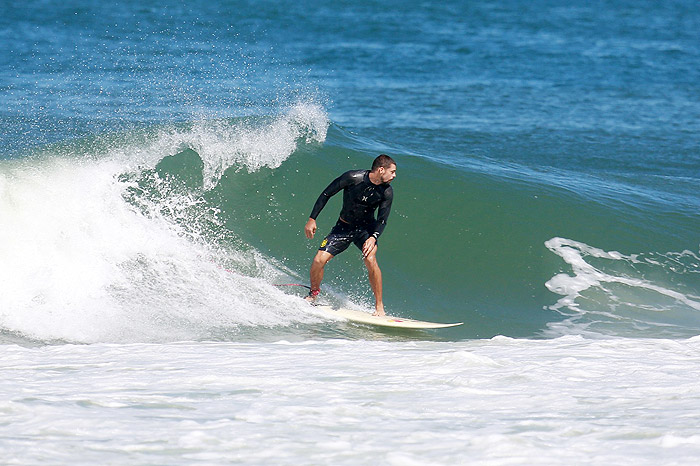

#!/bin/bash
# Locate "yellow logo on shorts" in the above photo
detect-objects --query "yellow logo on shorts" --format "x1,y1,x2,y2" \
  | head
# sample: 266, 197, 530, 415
320, 238, 328, 248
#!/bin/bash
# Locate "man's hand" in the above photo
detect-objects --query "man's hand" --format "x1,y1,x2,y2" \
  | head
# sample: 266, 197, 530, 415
305, 218, 317, 239
362, 236, 377, 258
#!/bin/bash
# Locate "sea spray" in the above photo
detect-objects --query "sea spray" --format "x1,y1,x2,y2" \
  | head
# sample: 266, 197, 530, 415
0, 103, 331, 343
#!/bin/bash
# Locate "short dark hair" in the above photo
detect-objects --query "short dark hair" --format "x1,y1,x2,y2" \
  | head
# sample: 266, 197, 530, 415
371, 154, 396, 171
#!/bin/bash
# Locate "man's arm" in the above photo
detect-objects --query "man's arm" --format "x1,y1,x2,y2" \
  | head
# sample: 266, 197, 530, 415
362, 186, 393, 257
309, 171, 353, 221
371, 186, 393, 239
305, 171, 355, 238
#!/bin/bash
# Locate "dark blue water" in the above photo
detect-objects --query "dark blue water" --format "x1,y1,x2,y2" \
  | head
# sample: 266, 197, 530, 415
1, 0, 699, 341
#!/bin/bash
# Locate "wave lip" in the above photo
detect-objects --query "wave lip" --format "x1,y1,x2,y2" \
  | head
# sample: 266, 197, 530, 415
102, 101, 330, 190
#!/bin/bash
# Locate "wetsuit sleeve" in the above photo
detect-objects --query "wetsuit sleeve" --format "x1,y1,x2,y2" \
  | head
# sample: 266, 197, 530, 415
371, 186, 393, 238
309, 171, 354, 220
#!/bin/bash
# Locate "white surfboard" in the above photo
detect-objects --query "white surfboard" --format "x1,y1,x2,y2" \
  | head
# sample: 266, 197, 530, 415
313, 305, 463, 329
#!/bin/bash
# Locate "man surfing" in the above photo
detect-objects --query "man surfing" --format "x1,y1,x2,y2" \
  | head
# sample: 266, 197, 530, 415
304, 154, 397, 316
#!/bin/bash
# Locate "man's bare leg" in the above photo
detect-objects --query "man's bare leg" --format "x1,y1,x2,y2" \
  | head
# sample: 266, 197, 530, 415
306, 250, 333, 303
363, 249, 385, 316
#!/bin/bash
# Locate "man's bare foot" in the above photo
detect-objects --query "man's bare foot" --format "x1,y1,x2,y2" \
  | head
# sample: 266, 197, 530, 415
305, 289, 320, 305
372, 307, 385, 317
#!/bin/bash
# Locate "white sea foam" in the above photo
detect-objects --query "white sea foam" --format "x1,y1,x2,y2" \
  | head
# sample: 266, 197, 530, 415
2, 337, 700, 465
544, 237, 700, 337
0, 103, 329, 343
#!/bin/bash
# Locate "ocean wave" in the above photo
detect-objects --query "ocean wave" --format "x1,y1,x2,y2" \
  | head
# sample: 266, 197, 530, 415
1, 107, 698, 342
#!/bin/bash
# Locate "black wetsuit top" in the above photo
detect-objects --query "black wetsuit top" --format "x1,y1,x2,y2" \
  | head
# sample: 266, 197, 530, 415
310, 170, 393, 238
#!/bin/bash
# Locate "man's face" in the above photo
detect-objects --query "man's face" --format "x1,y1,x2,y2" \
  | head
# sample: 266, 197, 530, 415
380, 164, 397, 184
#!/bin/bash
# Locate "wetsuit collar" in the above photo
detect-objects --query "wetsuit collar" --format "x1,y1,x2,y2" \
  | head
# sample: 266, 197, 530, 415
368, 169, 383, 186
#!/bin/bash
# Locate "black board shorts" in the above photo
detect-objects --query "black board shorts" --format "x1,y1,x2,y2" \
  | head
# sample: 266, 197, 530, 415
319, 219, 375, 256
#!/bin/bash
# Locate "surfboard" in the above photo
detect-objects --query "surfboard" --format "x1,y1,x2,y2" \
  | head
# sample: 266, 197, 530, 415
312, 305, 463, 329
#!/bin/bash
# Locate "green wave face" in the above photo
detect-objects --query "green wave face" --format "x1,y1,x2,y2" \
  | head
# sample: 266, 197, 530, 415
131, 116, 699, 339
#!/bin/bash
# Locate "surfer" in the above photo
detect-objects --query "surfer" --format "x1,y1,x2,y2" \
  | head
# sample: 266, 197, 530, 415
304, 154, 396, 316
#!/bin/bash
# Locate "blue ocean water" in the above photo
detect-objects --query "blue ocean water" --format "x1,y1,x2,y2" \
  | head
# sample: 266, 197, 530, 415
2, 1, 700, 463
